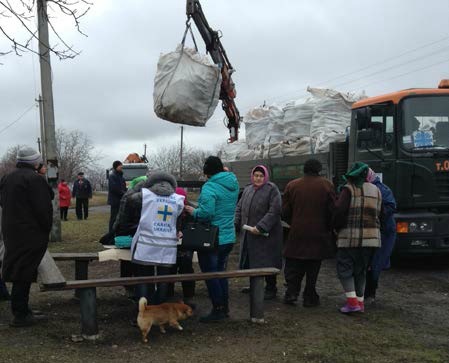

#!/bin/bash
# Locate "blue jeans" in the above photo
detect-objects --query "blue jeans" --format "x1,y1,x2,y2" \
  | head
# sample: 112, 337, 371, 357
198, 243, 233, 307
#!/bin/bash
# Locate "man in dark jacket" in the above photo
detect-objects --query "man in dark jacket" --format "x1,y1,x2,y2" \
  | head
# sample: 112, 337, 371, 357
107, 161, 127, 232
282, 159, 336, 307
0, 147, 53, 327
72, 172, 92, 220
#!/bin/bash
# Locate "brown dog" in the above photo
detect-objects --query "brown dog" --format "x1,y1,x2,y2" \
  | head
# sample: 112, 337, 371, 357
137, 297, 193, 343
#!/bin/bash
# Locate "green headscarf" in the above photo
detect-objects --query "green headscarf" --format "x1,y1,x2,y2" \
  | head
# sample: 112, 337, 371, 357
129, 175, 148, 189
342, 162, 369, 188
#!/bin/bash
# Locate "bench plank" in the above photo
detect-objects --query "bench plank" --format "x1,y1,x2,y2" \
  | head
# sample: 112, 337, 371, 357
51, 252, 99, 261
41, 268, 279, 291
38, 250, 67, 288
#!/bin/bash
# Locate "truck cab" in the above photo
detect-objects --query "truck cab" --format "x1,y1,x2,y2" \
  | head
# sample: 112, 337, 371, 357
351, 80, 449, 255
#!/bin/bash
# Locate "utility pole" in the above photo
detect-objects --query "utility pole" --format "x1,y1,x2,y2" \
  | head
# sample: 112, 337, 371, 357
37, 0, 61, 242
36, 95, 46, 159
180, 126, 184, 179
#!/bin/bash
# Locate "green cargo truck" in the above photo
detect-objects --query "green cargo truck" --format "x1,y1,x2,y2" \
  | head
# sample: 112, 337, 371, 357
229, 80, 449, 256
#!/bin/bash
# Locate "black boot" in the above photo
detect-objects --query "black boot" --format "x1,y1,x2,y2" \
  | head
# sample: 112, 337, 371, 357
199, 305, 227, 323
264, 288, 277, 300
0, 279, 10, 301
303, 292, 320, 307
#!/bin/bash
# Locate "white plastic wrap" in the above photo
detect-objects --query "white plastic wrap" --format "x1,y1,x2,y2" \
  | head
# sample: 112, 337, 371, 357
153, 45, 222, 126
244, 106, 283, 147
308, 87, 357, 153
220, 141, 263, 162
231, 87, 364, 160
282, 101, 315, 140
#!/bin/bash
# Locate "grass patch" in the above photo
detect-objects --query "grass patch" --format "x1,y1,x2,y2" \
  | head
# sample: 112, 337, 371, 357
49, 211, 109, 253
68, 191, 108, 209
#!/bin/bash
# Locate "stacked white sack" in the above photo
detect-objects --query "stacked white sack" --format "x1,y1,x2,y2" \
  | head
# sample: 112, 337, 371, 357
308, 87, 359, 153
220, 141, 263, 162
244, 105, 284, 148
153, 45, 222, 126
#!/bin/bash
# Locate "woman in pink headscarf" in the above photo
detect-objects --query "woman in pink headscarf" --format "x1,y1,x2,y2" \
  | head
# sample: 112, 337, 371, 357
235, 165, 283, 300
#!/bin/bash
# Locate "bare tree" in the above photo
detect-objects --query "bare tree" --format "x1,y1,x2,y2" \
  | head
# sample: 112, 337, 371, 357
86, 166, 107, 191
0, 0, 91, 62
0, 145, 24, 177
56, 128, 101, 181
148, 144, 212, 180
0, 129, 100, 180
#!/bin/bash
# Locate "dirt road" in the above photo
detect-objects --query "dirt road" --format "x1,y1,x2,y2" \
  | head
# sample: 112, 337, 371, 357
1, 247, 448, 363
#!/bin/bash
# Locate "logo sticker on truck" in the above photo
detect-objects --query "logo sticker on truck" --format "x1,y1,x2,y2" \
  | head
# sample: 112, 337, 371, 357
435, 160, 449, 172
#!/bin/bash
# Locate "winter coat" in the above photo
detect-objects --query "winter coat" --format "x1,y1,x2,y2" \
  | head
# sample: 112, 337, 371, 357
193, 171, 239, 245
371, 177, 397, 272
72, 178, 92, 199
58, 182, 71, 208
282, 175, 336, 260
0, 207, 4, 264
0, 164, 53, 282
108, 169, 126, 207
235, 182, 283, 269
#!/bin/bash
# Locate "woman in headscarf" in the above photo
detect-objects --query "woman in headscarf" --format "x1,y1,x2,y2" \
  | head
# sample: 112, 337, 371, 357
235, 165, 283, 300
365, 168, 396, 301
333, 162, 382, 314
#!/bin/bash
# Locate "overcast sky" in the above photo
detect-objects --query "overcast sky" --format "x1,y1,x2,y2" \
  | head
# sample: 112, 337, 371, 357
1, 0, 449, 170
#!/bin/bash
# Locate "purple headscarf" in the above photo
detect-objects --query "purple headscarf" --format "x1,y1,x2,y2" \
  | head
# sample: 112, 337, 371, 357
251, 165, 269, 189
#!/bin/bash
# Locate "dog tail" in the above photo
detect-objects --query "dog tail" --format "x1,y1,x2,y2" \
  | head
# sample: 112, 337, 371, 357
139, 297, 148, 313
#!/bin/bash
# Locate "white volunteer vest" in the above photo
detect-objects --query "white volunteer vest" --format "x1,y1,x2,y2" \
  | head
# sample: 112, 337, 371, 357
131, 189, 185, 265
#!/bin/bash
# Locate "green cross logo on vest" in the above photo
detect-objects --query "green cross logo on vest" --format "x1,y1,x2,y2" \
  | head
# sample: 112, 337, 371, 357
157, 204, 173, 222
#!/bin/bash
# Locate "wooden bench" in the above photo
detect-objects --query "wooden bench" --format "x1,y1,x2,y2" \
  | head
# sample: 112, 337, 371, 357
51, 252, 99, 281
40, 268, 280, 340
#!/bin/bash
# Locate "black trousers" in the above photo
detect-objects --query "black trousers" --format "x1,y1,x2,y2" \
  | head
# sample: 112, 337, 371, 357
133, 264, 171, 305
60, 207, 68, 220
75, 198, 89, 220
109, 204, 120, 232
284, 258, 322, 299
168, 252, 195, 299
11, 282, 32, 318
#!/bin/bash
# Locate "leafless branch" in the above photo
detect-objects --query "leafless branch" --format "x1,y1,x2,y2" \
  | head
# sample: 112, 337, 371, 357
0, 0, 91, 63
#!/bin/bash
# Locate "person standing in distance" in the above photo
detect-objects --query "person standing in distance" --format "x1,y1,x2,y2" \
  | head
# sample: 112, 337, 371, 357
107, 161, 127, 232
0, 147, 53, 327
72, 172, 92, 220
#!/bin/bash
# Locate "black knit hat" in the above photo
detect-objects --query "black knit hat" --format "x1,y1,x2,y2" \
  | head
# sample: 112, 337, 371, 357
112, 160, 123, 170
304, 159, 322, 175
203, 156, 224, 176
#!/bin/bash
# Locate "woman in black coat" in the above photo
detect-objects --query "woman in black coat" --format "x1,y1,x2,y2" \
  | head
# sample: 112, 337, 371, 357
235, 165, 282, 300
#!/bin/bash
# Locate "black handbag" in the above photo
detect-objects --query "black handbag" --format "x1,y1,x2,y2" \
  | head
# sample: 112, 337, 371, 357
180, 222, 219, 252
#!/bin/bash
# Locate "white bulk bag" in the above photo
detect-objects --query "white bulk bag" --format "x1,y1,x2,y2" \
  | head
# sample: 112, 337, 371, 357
153, 45, 222, 126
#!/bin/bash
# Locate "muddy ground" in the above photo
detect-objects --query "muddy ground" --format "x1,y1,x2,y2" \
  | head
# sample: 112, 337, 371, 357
0, 212, 449, 362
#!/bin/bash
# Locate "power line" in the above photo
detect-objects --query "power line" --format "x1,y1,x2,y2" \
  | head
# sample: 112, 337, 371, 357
329, 45, 449, 91
355, 57, 449, 92
265, 34, 449, 103
0, 103, 36, 135
317, 34, 449, 86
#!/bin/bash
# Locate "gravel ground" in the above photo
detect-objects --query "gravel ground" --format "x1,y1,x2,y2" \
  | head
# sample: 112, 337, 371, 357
1, 250, 449, 363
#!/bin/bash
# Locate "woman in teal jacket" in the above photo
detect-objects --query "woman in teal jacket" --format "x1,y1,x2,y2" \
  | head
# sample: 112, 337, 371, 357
185, 156, 239, 322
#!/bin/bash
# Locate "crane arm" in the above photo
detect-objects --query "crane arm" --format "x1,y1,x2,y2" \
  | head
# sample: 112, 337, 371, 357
186, 0, 241, 142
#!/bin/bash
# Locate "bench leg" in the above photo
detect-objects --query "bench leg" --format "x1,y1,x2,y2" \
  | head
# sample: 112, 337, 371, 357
250, 276, 265, 323
75, 260, 89, 299
79, 287, 99, 339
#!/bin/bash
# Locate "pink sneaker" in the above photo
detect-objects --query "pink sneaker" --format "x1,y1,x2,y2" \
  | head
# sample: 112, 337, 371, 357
358, 301, 364, 313
340, 298, 361, 314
